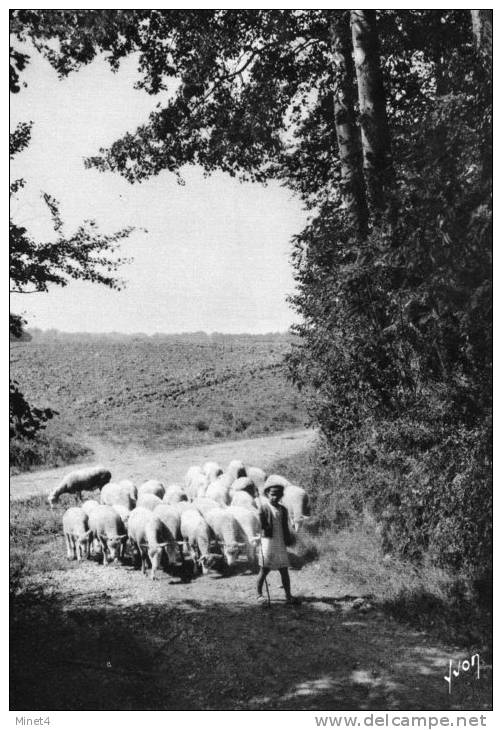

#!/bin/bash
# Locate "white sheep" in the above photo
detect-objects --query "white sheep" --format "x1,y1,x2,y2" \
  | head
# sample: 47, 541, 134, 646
282, 484, 311, 531
226, 460, 247, 481
88, 505, 127, 566
230, 491, 257, 511
227, 505, 261, 571
184, 466, 209, 501
112, 504, 131, 525
163, 484, 188, 505
215, 472, 234, 490
119, 479, 137, 502
138, 480, 165, 500
62, 507, 91, 561
205, 480, 231, 507
81, 499, 100, 517
247, 466, 267, 493
192, 497, 220, 518
203, 461, 223, 483
153, 503, 182, 541
101, 482, 129, 508
137, 493, 163, 511
48, 465, 111, 507
205, 507, 248, 568
230, 476, 257, 499
154, 504, 193, 573
180, 508, 220, 574
173, 501, 194, 516
128, 507, 179, 580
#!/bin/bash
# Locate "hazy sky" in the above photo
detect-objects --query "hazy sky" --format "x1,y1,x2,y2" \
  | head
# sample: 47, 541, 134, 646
10, 42, 308, 334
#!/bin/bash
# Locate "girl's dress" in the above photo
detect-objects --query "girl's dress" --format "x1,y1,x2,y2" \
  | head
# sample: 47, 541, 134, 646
259, 503, 290, 569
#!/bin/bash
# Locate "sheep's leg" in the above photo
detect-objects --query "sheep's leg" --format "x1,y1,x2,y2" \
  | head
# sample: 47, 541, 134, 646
187, 542, 199, 575
149, 549, 161, 580
95, 536, 103, 556
141, 547, 148, 576
131, 540, 141, 569
100, 537, 108, 566
65, 533, 74, 560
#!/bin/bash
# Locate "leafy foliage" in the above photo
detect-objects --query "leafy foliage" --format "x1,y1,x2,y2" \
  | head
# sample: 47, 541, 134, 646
9, 379, 56, 439
10, 124, 133, 298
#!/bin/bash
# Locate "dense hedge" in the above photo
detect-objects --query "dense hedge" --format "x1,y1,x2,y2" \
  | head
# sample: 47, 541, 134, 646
288, 15, 492, 577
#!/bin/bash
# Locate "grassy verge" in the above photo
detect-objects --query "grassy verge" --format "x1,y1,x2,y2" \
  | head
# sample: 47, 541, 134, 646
270, 448, 492, 653
10, 495, 73, 582
10, 434, 93, 475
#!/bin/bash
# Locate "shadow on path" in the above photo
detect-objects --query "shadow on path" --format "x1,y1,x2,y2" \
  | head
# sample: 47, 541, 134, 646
10, 579, 491, 711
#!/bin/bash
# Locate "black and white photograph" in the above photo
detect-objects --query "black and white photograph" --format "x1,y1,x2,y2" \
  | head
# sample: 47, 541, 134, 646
9, 6, 493, 715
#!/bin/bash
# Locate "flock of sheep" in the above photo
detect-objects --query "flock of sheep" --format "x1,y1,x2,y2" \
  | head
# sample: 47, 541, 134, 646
49, 460, 311, 581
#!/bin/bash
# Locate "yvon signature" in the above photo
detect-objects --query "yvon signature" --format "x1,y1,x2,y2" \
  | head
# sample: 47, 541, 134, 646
444, 654, 480, 693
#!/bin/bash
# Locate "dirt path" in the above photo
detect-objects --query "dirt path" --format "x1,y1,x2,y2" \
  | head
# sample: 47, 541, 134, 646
10, 428, 316, 501
13, 558, 491, 711
10, 429, 491, 711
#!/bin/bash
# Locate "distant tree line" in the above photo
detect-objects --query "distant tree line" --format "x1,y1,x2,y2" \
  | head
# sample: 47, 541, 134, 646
22, 329, 294, 345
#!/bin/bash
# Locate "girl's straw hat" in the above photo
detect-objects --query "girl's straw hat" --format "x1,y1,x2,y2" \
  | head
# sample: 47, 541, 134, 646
263, 474, 289, 494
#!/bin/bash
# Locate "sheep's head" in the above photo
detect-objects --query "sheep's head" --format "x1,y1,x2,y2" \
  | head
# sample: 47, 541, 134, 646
163, 541, 179, 566
224, 543, 243, 566
98, 470, 112, 488
108, 534, 127, 562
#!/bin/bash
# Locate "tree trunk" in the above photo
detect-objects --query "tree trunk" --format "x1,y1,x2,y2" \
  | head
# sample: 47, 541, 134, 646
329, 11, 368, 237
350, 10, 394, 221
471, 10, 492, 59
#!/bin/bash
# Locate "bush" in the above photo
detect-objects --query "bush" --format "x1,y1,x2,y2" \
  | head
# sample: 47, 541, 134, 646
10, 433, 92, 475
271, 418, 491, 579
10, 379, 56, 439
194, 419, 209, 432
269, 447, 491, 647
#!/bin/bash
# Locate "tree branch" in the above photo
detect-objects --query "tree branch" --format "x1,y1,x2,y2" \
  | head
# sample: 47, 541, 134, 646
190, 36, 322, 112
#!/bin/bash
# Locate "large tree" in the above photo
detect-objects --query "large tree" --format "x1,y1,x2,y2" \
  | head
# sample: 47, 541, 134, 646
329, 10, 367, 236
350, 10, 394, 220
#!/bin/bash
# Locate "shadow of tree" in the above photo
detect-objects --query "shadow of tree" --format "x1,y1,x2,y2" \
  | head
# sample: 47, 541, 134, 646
10, 582, 492, 711
382, 580, 492, 652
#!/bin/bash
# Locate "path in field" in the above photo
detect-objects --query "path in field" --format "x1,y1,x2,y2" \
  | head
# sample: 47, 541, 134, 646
10, 428, 316, 501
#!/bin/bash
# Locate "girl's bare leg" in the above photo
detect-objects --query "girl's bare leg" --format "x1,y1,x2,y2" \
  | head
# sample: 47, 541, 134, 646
279, 568, 292, 599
